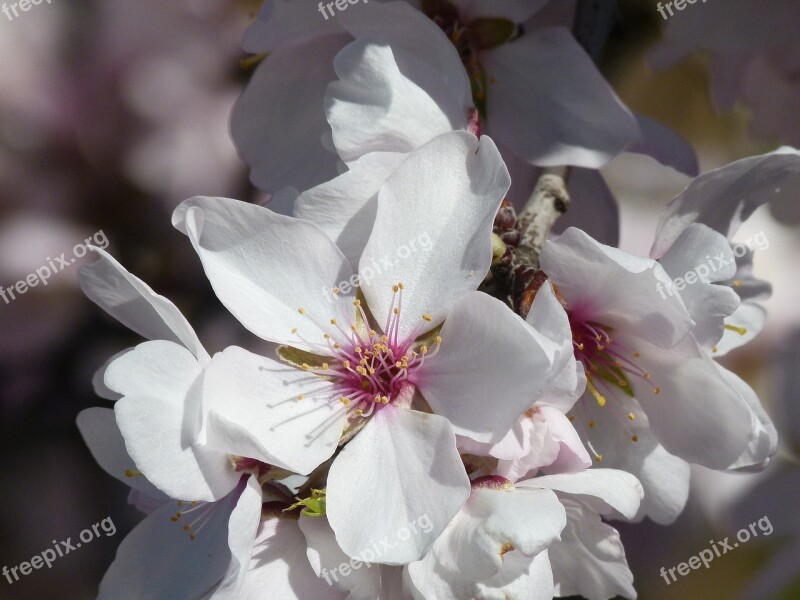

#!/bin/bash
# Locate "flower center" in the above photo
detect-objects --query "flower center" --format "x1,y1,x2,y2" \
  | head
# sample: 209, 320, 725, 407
568, 317, 663, 462
289, 284, 442, 421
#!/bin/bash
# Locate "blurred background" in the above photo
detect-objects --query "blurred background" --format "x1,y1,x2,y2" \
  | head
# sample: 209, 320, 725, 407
0, 0, 797, 598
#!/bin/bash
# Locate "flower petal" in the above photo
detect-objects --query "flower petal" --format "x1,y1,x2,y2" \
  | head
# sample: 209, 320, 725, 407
628, 113, 699, 176
548, 498, 636, 600
76, 407, 168, 502
231, 34, 349, 194
540, 227, 694, 348
551, 168, 620, 248
327, 407, 470, 564
652, 147, 800, 256
360, 131, 510, 337
417, 291, 571, 443
79, 247, 208, 362
480, 27, 639, 168
326, 39, 468, 162
521, 469, 643, 521
109, 341, 239, 502
203, 346, 346, 475
712, 302, 766, 357
294, 151, 407, 267
173, 196, 356, 350
97, 480, 248, 600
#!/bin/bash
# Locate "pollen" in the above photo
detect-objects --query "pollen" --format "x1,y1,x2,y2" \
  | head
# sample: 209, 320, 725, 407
297, 307, 305, 315
422, 314, 433, 322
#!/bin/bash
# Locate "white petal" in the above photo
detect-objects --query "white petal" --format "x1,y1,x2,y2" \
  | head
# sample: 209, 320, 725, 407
326, 39, 468, 161
360, 132, 510, 337
231, 34, 349, 194
652, 147, 800, 256
712, 302, 766, 357
110, 341, 239, 502
238, 516, 344, 600
294, 152, 407, 267
634, 336, 756, 469
716, 364, 778, 471
475, 550, 554, 600
549, 499, 636, 600
540, 227, 694, 348
480, 28, 639, 168
416, 291, 571, 443
656, 224, 740, 349
203, 346, 346, 475
433, 486, 565, 581
79, 247, 208, 362
98, 481, 247, 600
628, 113, 699, 176
92, 349, 129, 400
300, 515, 382, 599
76, 407, 168, 503
327, 407, 470, 564
209, 477, 264, 600
173, 196, 356, 350
521, 469, 643, 521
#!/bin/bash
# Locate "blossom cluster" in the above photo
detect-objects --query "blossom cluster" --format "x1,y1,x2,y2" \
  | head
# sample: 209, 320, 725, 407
76, 1, 798, 598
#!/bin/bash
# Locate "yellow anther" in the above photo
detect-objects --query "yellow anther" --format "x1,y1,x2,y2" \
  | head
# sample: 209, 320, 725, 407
398, 283, 404, 290
333, 287, 340, 294
654, 387, 661, 395
632, 435, 639, 443
298, 307, 305, 315
392, 284, 399, 293
586, 379, 607, 407
644, 373, 651, 379
420, 346, 429, 355
297, 394, 304, 401
369, 330, 377, 337
628, 412, 636, 421
588, 420, 595, 428
355, 409, 364, 416
340, 397, 350, 407
291, 328, 298, 334
330, 318, 337, 325
422, 314, 433, 322
321, 363, 329, 371
724, 324, 748, 336
343, 360, 350, 368
734, 280, 742, 287
596, 455, 604, 463
568, 415, 575, 422
382, 396, 390, 404
301, 363, 311, 371
632, 352, 641, 358
435, 336, 443, 345
334, 343, 341, 349
577, 343, 584, 351
353, 299, 361, 306
393, 307, 400, 315
125, 469, 142, 478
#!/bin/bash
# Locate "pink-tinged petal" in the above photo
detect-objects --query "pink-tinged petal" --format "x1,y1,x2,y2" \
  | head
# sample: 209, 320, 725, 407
548, 499, 636, 600
712, 302, 766, 357
480, 27, 639, 168
294, 152, 407, 267
716, 365, 778, 472
432, 486, 565, 581
327, 407, 470, 565
239, 516, 344, 600
633, 336, 754, 469
360, 132, 510, 336
209, 477, 264, 600
552, 168, 620, 248
416, 292, 571, 443
657, 224, 740, 349
231, 34, 349, 195
109, 341, 239, 502
299, 516, 383, 599
652, 147, 800, 256
173, 196, 356, 350
521, 469, 643, 521
327, 40, 469, 162
628, 113, 699, 176
203, 346, 346, 476
76, 407, 168, 502
540, 228, 694, 348
98, 479, 248, 600
79, 247, 208, 363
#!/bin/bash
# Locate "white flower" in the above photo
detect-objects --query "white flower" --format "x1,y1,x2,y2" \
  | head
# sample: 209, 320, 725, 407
540, 227, 775, 523
405, 469, 643, 600
170, 131, 573, 563
232, 0, 641, 197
